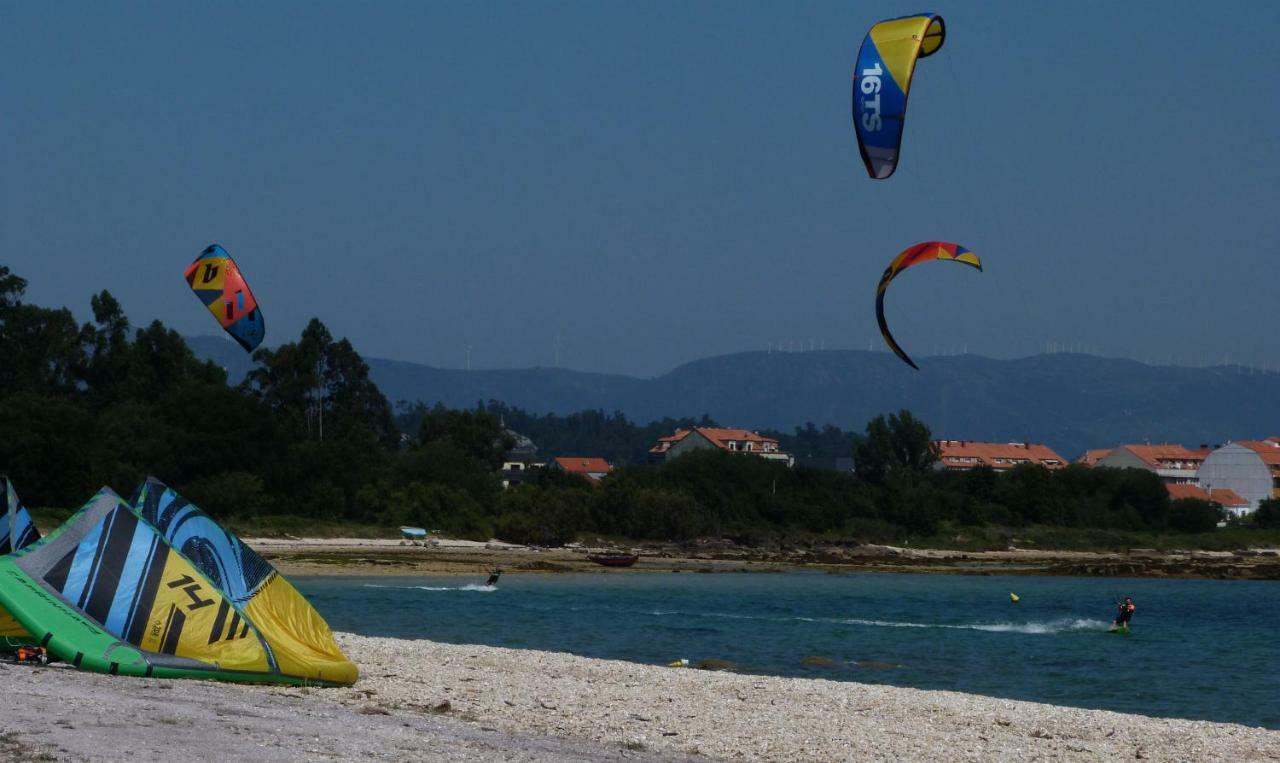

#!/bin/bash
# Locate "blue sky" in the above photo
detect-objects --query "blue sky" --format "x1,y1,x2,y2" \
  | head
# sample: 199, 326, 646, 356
3, 1, 1278, 376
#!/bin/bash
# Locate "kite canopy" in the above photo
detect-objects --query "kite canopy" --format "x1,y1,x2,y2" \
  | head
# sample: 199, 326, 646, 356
1, 478, 39, 556
0, 482, 356, 685
130, 477, 356, 684
852, 13, 946, 179
1, 479, 40, 648
876, 241, 981, 370
184, 244, 265, 352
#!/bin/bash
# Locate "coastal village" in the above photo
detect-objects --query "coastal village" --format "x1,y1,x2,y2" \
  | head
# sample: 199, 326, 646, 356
502, 424, 1280, 518
6, 2, 1279, 760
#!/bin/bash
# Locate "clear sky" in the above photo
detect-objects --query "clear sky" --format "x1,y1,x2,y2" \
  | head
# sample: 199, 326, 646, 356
4, 2, 1278, 377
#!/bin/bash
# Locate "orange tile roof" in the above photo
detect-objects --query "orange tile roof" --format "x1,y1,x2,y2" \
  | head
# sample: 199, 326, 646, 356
1077, 448, 1112, 466
698, 428, 776, 445
553, 457, 613, 476
1234, 440, 1280, 467
1166, 483, 1248, 507
1114, 444, 1205, 470
650, 430, 691, 454
935, 441, 1068, 470
1212, 489, 1249, 507
649, 428, 780, 454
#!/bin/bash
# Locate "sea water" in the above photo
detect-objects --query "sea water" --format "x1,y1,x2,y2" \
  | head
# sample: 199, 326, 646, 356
296, 571, 1280, 728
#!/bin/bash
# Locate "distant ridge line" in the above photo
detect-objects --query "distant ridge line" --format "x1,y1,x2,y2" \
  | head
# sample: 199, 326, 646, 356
185, 336, 1280, 459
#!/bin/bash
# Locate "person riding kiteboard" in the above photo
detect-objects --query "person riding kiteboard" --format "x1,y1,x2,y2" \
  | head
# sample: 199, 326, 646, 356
1112, 597, 1136, 630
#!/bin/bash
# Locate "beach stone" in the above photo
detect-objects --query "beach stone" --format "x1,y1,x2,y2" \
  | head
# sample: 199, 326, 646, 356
694, 659, 735, 672
13, 627, 1275, 762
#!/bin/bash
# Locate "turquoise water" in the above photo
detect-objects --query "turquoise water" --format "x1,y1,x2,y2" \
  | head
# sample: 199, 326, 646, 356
296, 571, 1279, 728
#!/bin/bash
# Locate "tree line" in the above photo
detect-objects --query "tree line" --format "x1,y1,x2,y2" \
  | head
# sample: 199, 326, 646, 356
2, 265, 1275, 546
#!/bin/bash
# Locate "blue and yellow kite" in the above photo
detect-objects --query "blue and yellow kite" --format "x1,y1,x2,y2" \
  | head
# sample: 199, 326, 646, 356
852, 13, 946, 180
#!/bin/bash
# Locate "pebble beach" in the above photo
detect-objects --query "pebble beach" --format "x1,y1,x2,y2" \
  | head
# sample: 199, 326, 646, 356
6, 632, 1278, 761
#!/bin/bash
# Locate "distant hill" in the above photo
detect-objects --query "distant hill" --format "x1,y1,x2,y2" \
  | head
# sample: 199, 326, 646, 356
186, 335, 258, 382
187, 335, 1280, 459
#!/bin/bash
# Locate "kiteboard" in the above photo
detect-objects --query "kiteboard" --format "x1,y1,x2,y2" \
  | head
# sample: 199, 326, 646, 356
1106, 625, 1131, 635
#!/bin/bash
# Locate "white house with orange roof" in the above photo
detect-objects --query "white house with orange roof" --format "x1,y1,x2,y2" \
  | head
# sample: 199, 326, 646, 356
934, 440, 1068, 472
649, 428, 794, 467
1196, 438, 1280, 512
1094, 444, 1208, 484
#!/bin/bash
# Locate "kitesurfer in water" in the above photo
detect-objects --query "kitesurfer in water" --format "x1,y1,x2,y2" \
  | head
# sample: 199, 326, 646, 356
485, 568, 501, 587
1113, 597, 1136, 629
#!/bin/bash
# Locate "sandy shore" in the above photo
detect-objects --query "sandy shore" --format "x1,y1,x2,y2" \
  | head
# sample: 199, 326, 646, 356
5, 633, 1277, 761
245, 537, 1280, 580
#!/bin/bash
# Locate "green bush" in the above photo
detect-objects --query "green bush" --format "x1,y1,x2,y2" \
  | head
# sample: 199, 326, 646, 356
493, 486, 591, 546
382, 482, 491, 540
184, 471, 274, 518
1253, 498, 1280, 529
1167, 498, 1221, 534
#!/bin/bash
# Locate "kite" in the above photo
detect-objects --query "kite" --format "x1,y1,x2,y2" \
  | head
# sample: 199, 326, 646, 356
0, 478, 39, 556
852, 13, 946, 179
1, 478, 40, 651
876, 241, 981, 369
0, 481, 356, 684
184, 244, 265, 352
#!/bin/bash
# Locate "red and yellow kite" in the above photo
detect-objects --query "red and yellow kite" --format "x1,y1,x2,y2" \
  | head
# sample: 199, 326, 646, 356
876, 241, 981, 369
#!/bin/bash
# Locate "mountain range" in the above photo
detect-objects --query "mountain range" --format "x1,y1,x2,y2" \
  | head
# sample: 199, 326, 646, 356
186, 335, 1280, 460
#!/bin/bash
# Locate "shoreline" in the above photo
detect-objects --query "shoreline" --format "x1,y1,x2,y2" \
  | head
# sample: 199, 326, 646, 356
5, 632, 1277, 761
247, 537, 1280, 581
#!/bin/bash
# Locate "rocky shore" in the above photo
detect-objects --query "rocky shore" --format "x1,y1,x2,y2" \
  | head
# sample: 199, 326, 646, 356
250, 537, 1280, 581
5, 633, 1277, 761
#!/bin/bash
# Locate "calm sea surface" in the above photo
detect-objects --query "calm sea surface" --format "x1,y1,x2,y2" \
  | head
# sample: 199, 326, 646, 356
296, 571, 1279, 728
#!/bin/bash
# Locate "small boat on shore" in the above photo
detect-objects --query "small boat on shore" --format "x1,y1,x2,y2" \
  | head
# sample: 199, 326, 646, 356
400, 526, 428, 540
587, 553, 639, 568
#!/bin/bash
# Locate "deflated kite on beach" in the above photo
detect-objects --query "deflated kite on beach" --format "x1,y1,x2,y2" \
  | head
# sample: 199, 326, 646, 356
0, 480, 356, 685
184, 244, 265, 352
1, 478, 39, 556
1, 478, 41, 649
852, 13, 946, 179
876, 241, 982, 369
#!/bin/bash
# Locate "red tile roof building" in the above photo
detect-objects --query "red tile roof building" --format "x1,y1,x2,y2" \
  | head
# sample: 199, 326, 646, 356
649, 428, 793, 467
1166, 483, 1249, 514
1197, 439, 1280, 510
551, 456, 614, 483
1235, 439, 1280, 469
934, 441, 1068, 472
1094, 444, 1206, 484
1076, 448, 1112, 466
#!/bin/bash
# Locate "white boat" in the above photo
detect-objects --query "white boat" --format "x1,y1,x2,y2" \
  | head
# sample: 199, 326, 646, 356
399, 526, 428, 540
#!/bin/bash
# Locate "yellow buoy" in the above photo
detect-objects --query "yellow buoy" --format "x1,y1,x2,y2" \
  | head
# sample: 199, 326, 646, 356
1010, 593, 1020, 603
